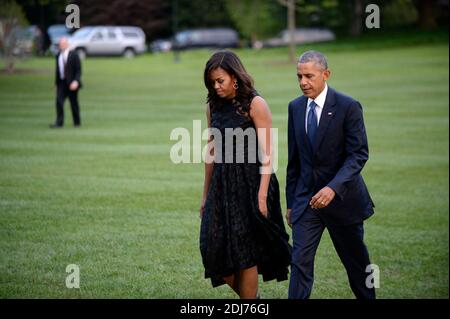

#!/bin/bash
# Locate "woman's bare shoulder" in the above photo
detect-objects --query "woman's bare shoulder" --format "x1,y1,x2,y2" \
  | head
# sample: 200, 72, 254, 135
250, 95, 270, 115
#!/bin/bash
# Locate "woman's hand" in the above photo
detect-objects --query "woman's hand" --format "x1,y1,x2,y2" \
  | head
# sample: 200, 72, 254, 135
199, 198, 206, 218
258, 191, 268, 218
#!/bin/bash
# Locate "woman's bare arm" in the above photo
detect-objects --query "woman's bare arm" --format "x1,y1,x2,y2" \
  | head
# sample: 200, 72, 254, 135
200, 104, 215, 217
250, 96, 273, 217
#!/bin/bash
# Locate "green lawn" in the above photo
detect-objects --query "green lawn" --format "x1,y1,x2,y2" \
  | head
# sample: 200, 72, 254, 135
0, 37, 448, 298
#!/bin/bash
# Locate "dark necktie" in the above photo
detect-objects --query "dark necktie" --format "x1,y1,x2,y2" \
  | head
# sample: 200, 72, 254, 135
307, 100, 318, 146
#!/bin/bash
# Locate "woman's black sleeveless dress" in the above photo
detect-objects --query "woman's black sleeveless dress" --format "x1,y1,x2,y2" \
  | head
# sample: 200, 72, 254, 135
200, 95, 292, 287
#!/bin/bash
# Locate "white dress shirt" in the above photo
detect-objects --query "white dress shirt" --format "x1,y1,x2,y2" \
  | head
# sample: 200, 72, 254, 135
58, 49, 70, 79
305, 83, 328, 133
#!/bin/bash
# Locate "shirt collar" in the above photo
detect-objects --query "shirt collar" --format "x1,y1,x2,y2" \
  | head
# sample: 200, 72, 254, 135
60, 48, 70, 56
307, 83, 328, 109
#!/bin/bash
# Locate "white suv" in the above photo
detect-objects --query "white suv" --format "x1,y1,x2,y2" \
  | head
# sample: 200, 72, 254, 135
68, 26, 146, 58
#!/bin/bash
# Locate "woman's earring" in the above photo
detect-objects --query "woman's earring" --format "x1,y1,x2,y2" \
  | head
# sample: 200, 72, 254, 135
233, 81, 239, 90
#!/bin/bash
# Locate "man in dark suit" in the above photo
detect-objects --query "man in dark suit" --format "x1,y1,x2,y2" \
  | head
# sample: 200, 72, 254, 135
285, 51, 376, 299
50, 37, 82, 128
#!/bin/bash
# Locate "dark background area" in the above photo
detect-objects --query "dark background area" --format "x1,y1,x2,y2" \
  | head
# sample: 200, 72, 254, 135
15, 0, 450, 44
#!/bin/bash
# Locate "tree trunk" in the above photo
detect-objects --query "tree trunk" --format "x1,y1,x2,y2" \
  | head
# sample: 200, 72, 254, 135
1, 22, 17, 73
5, 57, 14, 74
287, 0, 296, 63
350, 0, 363, 36
417, 0, 437, 30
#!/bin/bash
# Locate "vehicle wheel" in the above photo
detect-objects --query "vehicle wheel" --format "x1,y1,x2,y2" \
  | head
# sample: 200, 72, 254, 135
76, 48, 86, 60
123, 48, 136, 58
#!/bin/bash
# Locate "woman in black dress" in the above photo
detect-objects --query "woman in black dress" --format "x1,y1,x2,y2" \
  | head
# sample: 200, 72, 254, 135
199, 51, 292, 299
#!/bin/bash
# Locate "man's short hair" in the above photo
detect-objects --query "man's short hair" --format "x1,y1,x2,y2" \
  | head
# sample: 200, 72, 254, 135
298, 50, 328, 70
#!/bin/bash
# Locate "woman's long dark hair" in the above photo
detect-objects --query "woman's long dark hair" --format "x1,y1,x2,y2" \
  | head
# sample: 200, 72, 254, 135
204, 50, 257, 114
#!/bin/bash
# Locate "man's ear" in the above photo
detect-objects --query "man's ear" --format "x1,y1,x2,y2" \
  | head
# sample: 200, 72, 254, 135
323, 69, 331, 81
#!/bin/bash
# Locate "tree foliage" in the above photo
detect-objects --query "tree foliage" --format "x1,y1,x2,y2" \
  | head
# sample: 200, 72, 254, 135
73, 0, 171, 40
225, 0, 285, 44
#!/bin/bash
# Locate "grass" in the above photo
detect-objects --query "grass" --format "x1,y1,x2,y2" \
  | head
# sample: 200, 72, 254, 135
0, 32, 448, 298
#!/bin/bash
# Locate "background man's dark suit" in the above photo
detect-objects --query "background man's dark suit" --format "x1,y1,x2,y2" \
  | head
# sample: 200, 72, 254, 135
286, 86, 376, 299
54, 49, 82, 126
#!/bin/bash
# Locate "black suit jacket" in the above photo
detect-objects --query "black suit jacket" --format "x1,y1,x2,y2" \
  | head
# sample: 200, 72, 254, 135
55, 50, 82, 88
286, 86, 374, 226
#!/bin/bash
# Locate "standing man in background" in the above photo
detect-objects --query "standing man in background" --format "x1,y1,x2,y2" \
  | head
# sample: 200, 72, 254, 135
50, 37, 82, 128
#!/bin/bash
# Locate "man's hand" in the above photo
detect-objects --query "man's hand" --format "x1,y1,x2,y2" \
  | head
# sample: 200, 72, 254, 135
310, 186, 336, 209
285, 209, 292, 228
69, 81, 79, 91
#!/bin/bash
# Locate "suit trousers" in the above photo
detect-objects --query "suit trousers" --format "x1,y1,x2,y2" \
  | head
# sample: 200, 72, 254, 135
288, 207, 376, 299
55, 82, 80, 126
